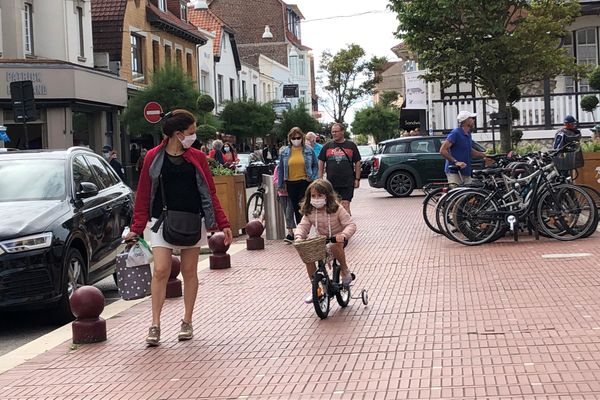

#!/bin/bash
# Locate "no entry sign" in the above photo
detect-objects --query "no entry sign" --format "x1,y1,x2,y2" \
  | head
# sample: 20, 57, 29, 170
143, 102, 163, 124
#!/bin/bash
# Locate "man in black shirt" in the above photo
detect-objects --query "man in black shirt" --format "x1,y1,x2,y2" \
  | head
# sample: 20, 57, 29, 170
318, 123, 361, 215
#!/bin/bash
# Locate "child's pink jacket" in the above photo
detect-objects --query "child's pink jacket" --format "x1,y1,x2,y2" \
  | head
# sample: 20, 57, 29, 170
294, 206, 357, 240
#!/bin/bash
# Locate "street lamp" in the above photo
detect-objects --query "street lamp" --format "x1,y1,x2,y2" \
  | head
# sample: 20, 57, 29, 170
262, 25, 273, 39
187, 0, 208, 10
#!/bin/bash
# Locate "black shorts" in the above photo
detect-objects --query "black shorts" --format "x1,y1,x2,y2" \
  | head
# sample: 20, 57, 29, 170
333, 186, 355, 202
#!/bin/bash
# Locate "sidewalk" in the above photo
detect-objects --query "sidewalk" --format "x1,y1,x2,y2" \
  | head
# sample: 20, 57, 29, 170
2, 184, 600, 399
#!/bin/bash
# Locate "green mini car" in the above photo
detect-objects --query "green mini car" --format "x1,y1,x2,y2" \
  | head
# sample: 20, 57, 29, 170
368, 135, 486, 197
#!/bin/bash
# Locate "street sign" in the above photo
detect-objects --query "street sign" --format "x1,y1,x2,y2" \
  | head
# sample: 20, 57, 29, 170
10, 80, 37, 122
143, 102, 163, 124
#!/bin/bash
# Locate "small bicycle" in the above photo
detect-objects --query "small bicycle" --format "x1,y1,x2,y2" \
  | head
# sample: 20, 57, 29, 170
294, 236, 368, 319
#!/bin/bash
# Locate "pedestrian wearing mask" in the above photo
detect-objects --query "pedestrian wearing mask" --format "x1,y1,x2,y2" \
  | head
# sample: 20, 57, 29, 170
277, 127, 318, 229
222, 141, 239, 165
208, 139, 225, 165
124, 109, 232, 346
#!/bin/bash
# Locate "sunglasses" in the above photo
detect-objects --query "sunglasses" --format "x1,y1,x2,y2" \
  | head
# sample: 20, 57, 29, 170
292, 136, 302, 140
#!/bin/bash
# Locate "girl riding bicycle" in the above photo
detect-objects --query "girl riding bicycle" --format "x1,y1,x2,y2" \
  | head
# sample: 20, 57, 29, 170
294, 179, 357, 302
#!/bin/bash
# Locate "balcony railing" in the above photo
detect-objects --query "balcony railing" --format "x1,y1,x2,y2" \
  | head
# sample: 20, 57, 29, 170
431, 91, 600, 133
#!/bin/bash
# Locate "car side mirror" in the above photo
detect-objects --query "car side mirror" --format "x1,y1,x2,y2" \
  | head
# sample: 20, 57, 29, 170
76, 182, 99, 199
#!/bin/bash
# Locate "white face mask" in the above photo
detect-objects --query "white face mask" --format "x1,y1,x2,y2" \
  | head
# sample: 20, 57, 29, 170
311, 198, 326, 209
291, 139, 302, 147
223, 146, 230, 153
178, 133, 197, 149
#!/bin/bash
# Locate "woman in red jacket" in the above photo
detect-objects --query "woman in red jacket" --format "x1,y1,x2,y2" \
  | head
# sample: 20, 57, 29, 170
124, 109, 232, 346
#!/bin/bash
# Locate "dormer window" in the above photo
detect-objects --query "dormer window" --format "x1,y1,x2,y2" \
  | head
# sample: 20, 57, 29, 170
180, 1, 187, 21
158, 0, 167, 12
287, 9, 301, 39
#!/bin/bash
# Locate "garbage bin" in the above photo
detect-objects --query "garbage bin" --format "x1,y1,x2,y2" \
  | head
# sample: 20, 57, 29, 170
262, 174, 286, 240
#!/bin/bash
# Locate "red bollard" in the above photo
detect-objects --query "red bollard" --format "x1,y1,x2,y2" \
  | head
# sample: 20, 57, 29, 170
208, 232, 231, 269
246, 220, 265, 250
70, 286, 106, 344
166, 255, 182, 298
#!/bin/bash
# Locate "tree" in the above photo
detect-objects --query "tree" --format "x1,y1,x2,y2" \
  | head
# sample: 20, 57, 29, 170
352, 104, 399, 143
121, 64, 201, 139
389, 0, 582, 152
319, 43, 387, 123
219, 99, 275, 140
353, 134, 369, 145
196, 94, 220, 142
379, 90, 401, 108
276, 100, 321, 140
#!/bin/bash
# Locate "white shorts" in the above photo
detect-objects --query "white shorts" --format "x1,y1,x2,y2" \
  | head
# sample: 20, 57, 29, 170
148, 218, 207, 250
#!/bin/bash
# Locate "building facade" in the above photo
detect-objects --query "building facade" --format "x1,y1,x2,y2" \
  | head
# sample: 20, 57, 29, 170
0, 0, 127, 151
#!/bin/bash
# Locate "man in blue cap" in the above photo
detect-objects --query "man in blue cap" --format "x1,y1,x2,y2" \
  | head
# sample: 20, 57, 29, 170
553, 115, 583, 177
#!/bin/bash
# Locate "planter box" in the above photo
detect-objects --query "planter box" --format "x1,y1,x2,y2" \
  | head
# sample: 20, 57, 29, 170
576, 152, 600, 191
213, 174, 247, 237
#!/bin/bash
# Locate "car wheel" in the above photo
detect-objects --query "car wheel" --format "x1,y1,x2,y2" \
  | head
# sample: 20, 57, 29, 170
53, 248, 86, 323
386, 171, 415, 197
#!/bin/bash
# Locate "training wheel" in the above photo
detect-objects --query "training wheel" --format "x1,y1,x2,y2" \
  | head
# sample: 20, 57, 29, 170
361, 289, 368, 305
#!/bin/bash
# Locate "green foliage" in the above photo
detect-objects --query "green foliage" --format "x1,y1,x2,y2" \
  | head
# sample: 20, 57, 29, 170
515, 142, 542, 155
352, 104, 399, 143
319, 43, 387, 123
121, 64, 201, 138
197, 124, 217, 142
580, 95, 599, 113
220, 100, 275, 139
197, 94, 215, 113
581, 140, 600, 152
589, 66, 600, 91
508, 87, 522, 103
510, 106, 520, 121
207, 157, 237, 175
379, 91, 400, 108
389, 0, 582, 152
353, 134, 369, 145
511, 129, 524, 147
276, 100, 321, 140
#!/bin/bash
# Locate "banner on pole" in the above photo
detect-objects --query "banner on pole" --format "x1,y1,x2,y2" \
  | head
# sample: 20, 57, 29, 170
404, 71, 427, 110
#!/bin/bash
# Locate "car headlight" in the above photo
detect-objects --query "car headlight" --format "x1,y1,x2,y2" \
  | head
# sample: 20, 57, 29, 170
0, 232, 53, 253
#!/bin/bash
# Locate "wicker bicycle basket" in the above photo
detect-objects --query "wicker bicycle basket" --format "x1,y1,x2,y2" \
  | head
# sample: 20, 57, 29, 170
293, 235, 327, 264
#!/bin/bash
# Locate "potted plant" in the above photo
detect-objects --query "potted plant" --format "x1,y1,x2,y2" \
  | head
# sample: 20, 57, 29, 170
207, 158, 247, 237
576, 140, 600, 191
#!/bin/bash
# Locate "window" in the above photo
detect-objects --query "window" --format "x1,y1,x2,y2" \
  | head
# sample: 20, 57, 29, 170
577, 28, 597, 92
158, 0, 167, 11
217, 74, 223, 103
77, 6, 84, 58
229, 78, 235, 99
186, 52, 193, 76
164, 44, 171, 63
72, 156, 99, 190
384, 142, 408, 154
267, 84, 271, 101
84, 155, 114, 190
298, 54, 305, 76
409, 140, 435, 153
175, 48, 182, 66
262, 82, 266, 102
253, 84, 257, 100
287, 9, 300, 39
180, 1, 187, 20
23, 3, 34, 55
130, 34, 144, 78
242, 80, 247, 99
200, 71, 209, 94
152, 40, 160, 72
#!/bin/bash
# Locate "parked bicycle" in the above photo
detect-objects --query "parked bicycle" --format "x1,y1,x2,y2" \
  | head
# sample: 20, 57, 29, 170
245, 161, 277, 223
294, 236, 368, 319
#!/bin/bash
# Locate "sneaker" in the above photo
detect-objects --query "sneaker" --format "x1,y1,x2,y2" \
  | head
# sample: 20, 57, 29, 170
304, 294, 312, 304
341, 270, 354, 286
284, 234, 294, 244
146, 325, 160, 346
178, 320, 193, 341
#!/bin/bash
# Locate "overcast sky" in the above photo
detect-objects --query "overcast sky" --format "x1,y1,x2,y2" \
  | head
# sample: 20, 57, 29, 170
293, 0, 400, 124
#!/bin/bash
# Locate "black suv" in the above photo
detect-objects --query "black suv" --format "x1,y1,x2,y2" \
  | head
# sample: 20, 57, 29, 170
0, 147, 133, 321
368, 135, 486, 197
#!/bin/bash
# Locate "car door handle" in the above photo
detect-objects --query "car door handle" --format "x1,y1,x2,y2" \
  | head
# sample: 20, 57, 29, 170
407, 158, 418, 162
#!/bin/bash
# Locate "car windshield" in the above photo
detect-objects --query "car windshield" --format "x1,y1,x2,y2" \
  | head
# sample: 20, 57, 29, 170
0, 159, 65, 201
357, 145, 374, 157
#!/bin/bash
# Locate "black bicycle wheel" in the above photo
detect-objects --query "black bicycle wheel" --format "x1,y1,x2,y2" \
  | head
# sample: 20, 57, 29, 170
246, 192, 264, 223
578, 184, 600, 211
333, 265, 351, 308
536, 184, 597, 241
423, 187, 445, 235
444, 190, 501, 245
312, 272, 330, 319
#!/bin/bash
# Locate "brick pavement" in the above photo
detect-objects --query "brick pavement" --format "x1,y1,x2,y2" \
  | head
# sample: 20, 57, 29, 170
1, 184, 600, 399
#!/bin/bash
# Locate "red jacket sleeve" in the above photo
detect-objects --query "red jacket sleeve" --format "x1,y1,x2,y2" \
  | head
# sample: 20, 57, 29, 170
130, 149, 155, 235
197, 152, 230, 230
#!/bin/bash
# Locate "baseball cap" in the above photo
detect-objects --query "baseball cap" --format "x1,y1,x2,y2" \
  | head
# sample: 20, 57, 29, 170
564, 115, 577, 124
457, 110, 477, 123
102, 145, 112, 153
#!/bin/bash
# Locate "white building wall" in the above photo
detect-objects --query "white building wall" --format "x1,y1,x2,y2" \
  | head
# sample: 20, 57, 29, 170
290, 48, 311, 110
240, 63, 260, 101
215, 31, 239, 112
197, 30, 215, 100
259, 54, 291, 103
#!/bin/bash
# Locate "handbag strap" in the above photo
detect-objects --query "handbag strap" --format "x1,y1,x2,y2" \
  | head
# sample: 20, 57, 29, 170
151, 174, 168, 233
336, 144, 355, 174
159, 174, 168, 211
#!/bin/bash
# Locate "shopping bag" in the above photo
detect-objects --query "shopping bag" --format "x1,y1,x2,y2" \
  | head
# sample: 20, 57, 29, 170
116, 247, 152, 301
126, 238, 153, 267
